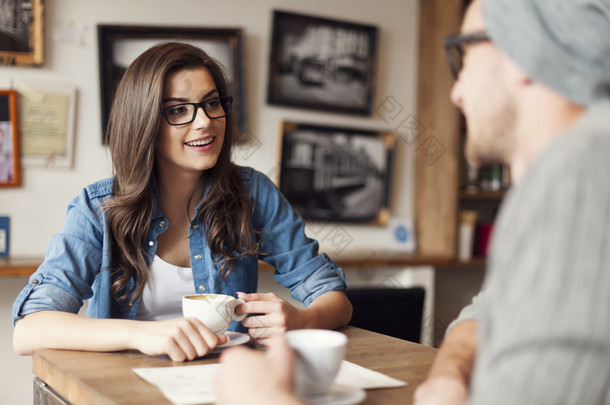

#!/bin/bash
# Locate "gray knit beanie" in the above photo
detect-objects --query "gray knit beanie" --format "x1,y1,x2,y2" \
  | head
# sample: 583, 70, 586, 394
481, 0, 610, 106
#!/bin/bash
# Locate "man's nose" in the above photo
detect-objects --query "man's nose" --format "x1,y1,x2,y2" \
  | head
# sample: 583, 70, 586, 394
450, 79, 463, 109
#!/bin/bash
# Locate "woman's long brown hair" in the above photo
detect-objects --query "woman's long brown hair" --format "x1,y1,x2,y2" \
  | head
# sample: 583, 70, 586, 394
102, 42, 260, 306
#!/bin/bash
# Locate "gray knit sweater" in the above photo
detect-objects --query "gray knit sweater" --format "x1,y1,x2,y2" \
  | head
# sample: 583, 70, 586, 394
454, 100, 610, 404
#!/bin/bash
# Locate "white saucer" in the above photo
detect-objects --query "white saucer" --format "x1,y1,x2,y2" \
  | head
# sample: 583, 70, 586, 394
214, 331, 250, 350
300, 384, 366, 405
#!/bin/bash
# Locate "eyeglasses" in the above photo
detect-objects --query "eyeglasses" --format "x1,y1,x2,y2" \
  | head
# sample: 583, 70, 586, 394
444, 32, 490, 79
162, 96, 233, 126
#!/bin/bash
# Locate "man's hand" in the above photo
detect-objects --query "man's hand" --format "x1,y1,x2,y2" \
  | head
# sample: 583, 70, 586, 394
215, 336, 303, 405
413, 320, 478, 405
414, 375, 469, 405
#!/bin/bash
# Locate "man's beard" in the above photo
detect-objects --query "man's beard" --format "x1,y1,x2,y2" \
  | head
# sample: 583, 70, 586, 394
464, 94, 517, 168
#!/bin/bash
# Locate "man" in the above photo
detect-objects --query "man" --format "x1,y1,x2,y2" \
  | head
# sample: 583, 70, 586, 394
415, 0, 610, 404
216, 0, 610, 403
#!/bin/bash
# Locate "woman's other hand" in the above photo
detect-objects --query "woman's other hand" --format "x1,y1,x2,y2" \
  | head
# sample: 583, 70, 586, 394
130, 317, 228, 362
236, 292, 305, 344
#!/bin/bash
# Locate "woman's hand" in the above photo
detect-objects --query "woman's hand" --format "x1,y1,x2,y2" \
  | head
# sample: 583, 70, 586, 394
13, 311, 227, 361
236, 292, 306, 344
129, 318, 228, 362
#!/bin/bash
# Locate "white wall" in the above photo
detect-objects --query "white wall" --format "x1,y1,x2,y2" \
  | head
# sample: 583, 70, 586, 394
0, 0, 420, 258
0, 277, 34, 405
1, 1, 422, 402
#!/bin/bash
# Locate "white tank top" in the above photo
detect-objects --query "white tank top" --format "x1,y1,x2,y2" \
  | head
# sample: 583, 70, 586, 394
135, 255, 194, 321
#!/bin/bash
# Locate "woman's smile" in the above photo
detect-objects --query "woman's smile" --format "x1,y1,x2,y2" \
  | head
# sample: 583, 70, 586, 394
156, 68, 226, 177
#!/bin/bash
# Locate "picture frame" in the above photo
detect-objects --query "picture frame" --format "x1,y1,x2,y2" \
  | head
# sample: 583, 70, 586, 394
267, 10, 378, 115
278, 121, 395, 225
98, 25, 245, 143
14, 80, 77, 168
0, 0, 44, 67
0, 90, 21, 187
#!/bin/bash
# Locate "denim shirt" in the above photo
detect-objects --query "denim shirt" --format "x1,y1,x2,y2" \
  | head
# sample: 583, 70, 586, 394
12, 166, 347, 330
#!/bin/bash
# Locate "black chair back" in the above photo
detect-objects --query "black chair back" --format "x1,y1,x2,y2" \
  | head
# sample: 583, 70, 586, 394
346, 287, 425, 343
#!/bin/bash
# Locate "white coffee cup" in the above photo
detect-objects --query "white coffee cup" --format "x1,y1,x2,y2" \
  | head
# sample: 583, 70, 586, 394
285, 329, 347, 397
182, 294, 247, 334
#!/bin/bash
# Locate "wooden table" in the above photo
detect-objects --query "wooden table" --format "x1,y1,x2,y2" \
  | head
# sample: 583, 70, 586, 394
32, 326, 437, 405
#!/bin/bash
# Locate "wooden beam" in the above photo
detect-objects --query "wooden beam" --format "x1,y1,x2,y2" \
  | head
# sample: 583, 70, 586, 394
414, 0, 464, 256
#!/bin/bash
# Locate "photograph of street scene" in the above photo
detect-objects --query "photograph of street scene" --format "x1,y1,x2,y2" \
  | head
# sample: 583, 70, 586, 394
0, 0, 33, 53
268, 11, 377, 114
279, 123, 393, 223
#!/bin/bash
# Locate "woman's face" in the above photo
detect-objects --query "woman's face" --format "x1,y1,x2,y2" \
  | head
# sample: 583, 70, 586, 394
155, 67, 226, 180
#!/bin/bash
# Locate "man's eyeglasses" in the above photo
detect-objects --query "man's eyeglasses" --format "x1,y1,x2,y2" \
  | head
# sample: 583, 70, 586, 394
444, 32, 490, 79
162, 96, 233, 126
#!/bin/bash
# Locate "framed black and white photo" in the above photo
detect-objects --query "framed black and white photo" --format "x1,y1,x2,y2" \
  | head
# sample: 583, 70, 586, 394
98, 25, 245, 142
0, 90, 20, 187
267, 11, 377, 115
0, 0, 44, 66
278, 122, 395, 224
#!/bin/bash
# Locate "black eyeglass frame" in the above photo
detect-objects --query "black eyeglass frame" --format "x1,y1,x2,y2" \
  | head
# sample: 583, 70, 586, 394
161, 96, 233, 126
444, 31, 490, 79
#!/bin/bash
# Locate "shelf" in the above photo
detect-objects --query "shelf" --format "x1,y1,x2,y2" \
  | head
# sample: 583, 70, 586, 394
332, 254, 453, 268
453, 256, 487, 267
259, 254, 454, 270
0, 256, 42, 277
430, 256, 488, 269
2, 254, 454, 278
459, 190, 506, 200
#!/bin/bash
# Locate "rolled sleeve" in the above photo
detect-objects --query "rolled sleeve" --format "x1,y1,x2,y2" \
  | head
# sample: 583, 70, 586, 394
275, 253, 347, 306
12, 273, 83, 324
12, 187, 105, 325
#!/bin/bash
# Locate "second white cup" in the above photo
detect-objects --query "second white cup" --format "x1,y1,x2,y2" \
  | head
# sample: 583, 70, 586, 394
285, 329, 347, 397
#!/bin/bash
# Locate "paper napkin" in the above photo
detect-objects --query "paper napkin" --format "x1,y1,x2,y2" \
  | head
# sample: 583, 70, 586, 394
133, 360, 406, 405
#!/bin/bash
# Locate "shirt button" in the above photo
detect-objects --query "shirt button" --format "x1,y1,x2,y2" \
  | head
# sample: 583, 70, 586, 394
194, 254, 202, 260
198, 285, 206, 291
159, 221, 166, 227
148, 241, 154, 246
31, 280, 39, 286
193, 224, 200, 230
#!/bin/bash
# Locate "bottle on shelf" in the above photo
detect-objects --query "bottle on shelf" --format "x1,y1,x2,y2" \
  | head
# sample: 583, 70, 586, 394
458, 210, 477, 262
462, 163, 511, 194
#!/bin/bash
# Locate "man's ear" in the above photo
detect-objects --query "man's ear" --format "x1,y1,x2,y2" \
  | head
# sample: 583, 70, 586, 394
520, 75, 533, 86
502, 53, 531, 88
511, 65, 533, 89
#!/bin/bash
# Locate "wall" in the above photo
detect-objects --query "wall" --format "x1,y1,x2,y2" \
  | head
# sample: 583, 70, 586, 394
0, 277, 33, 405
1, 1, 422, 402
0, 0, 420, 258
434, 265, 484, 346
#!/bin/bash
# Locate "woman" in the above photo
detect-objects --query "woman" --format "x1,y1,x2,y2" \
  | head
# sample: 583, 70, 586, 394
12, 42, 352, 362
